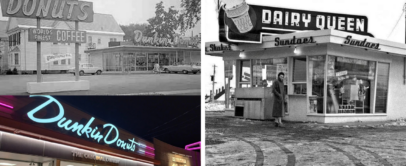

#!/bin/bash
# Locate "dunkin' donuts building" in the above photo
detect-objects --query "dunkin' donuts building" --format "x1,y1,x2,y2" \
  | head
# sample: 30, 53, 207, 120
206, 1, 406, 123
0, 96, 201, 166
0, 95, 158, 166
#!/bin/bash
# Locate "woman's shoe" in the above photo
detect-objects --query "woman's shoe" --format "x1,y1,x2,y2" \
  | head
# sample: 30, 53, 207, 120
275, 122, 279, 127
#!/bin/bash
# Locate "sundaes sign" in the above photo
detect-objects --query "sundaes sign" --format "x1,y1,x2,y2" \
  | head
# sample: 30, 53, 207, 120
26, 95, 154, 156
218, 0, 372, 43
343, 35, 380, 50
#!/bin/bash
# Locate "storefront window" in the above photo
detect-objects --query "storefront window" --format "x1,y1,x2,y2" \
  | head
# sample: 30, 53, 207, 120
308, 56, 325, 113
375, 62, 389, 113
292, 57, 306, 95
159, 53, 170, 66
239, 60, 251, 88
148, 53, 159, 70
123, 53, 135, 71
177, 51, 184, 65
136, 52, 147, 71
252, 58, 288, 88
184, 51, 191, 65
326, 56, 376, 114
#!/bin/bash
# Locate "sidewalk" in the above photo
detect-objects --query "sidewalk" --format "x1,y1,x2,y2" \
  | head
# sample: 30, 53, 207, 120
205, 102, 406, 129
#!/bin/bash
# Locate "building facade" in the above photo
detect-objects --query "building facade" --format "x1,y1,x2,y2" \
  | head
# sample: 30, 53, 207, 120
5, 13, 124, 73
207, 29, 406, 123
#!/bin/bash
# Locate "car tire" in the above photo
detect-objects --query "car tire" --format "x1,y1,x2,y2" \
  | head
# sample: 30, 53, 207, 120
182, 70, 188, 74
96, 70, 102, 75
79, 70, 84, 76
193, 72, 197, 74
164, 68, 170, 73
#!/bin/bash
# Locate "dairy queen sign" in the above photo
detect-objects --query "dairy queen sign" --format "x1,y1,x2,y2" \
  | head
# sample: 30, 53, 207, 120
218, 0, 373, 43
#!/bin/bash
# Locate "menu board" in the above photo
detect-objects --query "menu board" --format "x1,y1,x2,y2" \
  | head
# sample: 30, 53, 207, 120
266, 65, 277, 81
253, 65, 262, 86
224, 60, 234, 79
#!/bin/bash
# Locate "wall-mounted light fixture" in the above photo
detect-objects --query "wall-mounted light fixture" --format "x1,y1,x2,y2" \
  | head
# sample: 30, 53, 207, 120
239, 50, 246, 58
293, 46, 300, 55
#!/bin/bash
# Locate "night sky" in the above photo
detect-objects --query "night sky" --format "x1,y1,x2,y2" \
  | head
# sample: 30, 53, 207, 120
52, 96, 201, 149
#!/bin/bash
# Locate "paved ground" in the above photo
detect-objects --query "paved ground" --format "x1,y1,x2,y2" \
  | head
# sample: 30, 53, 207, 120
206, 110, 406, 166
0, 73, 200, 95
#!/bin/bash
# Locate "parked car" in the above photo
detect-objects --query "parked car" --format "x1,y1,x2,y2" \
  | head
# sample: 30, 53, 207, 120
162, 63, 200, 74
68, 63, 102, 76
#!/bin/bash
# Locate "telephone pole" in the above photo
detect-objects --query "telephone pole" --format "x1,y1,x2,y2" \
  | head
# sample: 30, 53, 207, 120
211, 64, 217, 102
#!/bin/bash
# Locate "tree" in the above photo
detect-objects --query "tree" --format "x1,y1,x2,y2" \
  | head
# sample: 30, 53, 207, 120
120, 23, 148, 42
144, 1, 179, 40
178, 0, 201, 33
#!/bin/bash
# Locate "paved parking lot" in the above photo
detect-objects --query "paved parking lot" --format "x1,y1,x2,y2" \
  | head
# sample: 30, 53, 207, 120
206, 112, 406, 166
0, 73, 200, 95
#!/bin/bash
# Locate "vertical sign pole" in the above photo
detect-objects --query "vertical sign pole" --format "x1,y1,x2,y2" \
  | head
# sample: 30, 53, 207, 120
36, 18, 42, 83
211, 65, 216, 102
75, 21, 79, 81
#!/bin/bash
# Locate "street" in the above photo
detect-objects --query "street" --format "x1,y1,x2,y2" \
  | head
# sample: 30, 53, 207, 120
206, 111, 406, 166
0, 73, 200, 95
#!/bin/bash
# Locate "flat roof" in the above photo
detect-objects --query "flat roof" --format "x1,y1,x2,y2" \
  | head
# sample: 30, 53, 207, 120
206, 29, 406, 57
85, 45, 201, 54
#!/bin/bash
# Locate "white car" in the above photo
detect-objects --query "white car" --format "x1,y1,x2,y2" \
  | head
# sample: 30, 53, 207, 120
162, 63, 201, 74
69, 63, 102, 76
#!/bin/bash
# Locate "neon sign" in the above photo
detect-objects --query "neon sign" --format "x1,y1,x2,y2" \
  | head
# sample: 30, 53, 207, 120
185, 141, 200, 151
0, 101, 13, 109
27, 95, 154, 155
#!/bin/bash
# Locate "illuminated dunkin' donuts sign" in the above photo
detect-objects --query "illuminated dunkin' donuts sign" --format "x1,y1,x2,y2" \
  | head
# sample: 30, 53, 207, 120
26, 95, 155, 156
218, 0, 373, 43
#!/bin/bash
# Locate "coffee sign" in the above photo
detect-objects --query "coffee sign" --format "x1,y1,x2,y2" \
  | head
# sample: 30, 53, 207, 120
219, 3, 373, 43
1, 0, 94, 22
28, 28, 87, 43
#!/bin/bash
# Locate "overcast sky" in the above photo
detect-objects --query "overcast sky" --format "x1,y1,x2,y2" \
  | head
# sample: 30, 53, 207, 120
0, 0, 201, 37
203, 0, 406, 94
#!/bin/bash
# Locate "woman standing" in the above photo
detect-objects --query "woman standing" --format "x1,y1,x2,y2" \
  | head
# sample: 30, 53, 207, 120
272, 72, 286, 127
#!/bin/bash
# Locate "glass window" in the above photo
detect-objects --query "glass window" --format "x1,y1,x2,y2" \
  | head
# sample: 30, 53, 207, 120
293, 58, 306, 82
53, 60, 58, 65
98, 38, 101, 44
177, 51, 184, 65
14, 53, 18, 65
61, 59, 66, 65
326, 56, 376, 114
375, 63, 389, 113
240, 60, 251, 82
252, 58, 287, 87
308, 56, 325, 113
68, 59, 71, 65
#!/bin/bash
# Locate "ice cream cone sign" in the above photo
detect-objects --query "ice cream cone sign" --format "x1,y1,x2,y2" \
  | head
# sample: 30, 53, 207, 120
219, 0, 254, 33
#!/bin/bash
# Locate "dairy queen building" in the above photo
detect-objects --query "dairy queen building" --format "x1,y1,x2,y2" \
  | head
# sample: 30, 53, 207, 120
206, 1, 406, 123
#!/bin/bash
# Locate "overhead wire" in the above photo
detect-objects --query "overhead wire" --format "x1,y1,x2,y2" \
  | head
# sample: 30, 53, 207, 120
387, 4, 405, 39
143, 116, 200, 137
147, 105, 200, 133
149, 120, 201, 138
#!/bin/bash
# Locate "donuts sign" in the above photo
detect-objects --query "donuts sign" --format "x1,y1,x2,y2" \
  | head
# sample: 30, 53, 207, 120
1, 0, 94, 22
218, 0, 373, 43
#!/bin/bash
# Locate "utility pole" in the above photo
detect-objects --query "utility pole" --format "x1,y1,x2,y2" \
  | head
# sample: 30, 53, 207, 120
404, 3, 406, 84
211, 64, 217, 102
